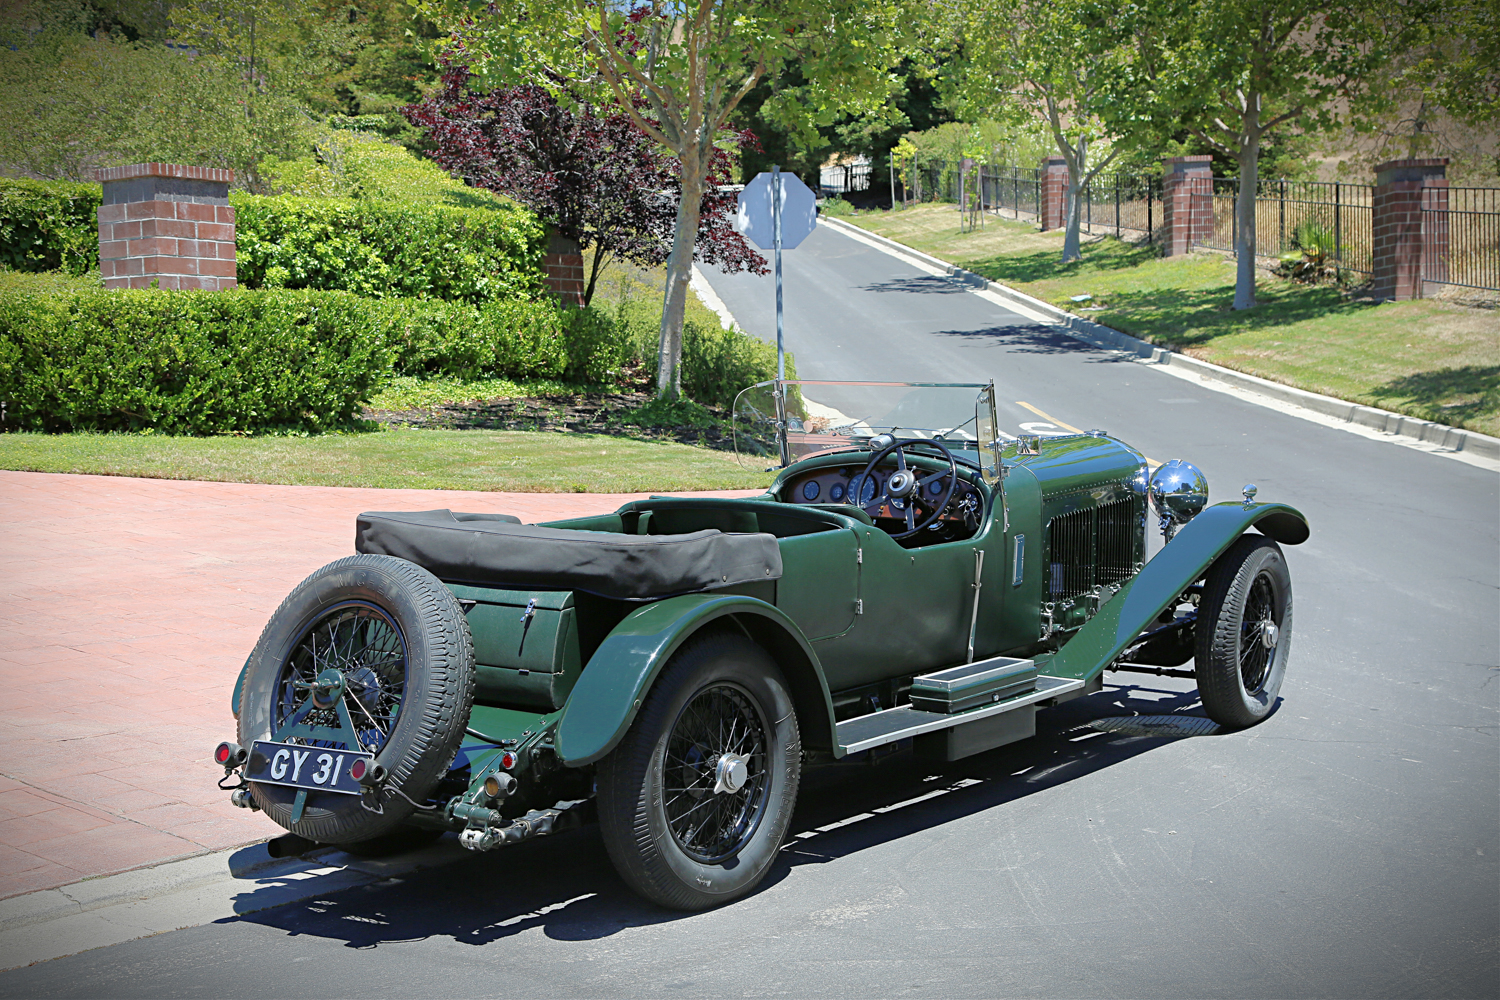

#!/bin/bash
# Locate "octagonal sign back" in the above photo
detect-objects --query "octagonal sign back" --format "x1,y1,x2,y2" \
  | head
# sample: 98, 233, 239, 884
737, 172, 817, 250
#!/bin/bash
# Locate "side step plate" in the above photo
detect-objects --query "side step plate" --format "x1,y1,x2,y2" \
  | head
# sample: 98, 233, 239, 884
835, 675, 1085, 755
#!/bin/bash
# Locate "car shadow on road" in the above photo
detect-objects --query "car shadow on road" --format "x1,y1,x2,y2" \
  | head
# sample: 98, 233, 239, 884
220, 682, 1226, 950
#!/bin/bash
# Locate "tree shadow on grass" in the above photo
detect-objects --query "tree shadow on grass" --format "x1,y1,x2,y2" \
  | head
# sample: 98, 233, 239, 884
959, 239, 1160, 285
1368, 365, 1500, 428
1090, 282, 1368, 348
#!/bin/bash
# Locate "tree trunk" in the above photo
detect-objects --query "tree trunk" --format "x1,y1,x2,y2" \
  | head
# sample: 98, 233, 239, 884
1062, 135, 1086, 262
1233, 128, 1260, 310
657, 157, 707, 399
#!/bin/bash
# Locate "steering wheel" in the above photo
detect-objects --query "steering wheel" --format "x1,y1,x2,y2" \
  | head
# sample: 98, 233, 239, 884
851, 436, 959, 539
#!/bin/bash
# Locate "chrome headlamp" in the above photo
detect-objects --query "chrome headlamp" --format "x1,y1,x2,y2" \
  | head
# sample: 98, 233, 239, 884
1149, 459, 1208, 540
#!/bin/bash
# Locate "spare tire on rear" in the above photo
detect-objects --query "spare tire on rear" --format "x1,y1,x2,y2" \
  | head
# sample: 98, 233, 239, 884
237, 554, 475, 845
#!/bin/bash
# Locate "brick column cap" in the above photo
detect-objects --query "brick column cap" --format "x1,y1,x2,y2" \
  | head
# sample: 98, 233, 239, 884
1374, 158, 1449, 185
1041, 156, 1067, 169
1163, 155, 1213, 174
95, 163, 235, 185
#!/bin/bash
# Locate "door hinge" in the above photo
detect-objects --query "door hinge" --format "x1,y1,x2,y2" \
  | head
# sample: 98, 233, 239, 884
855, 599, 864, 615
856, 547, 862, 565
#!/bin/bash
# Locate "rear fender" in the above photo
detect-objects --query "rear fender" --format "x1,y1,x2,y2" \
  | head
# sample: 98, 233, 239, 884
553, 594, 836, 767
1044, 501, 1309, 681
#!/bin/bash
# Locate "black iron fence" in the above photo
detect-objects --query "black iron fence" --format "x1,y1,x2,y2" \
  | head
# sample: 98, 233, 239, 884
820, 160, 872, 196
893, 160, 1498, 292
1075, 171, 1163, 240
1203, 179, 1375, 275
1424, 187, 1500, 291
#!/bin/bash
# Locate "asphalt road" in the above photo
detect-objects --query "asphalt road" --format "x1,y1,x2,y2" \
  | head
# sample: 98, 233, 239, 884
3, 225, 1496, 999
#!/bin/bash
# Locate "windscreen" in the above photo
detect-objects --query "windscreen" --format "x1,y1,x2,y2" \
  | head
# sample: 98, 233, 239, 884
732, 380, 1001, 478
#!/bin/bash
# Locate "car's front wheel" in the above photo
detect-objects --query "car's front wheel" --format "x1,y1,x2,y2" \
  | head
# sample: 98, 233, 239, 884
597, 632, 801, 910
1195, 534, 1293, 728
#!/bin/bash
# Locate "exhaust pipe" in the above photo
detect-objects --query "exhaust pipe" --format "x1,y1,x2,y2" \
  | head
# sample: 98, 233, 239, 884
266, 833, 319, 859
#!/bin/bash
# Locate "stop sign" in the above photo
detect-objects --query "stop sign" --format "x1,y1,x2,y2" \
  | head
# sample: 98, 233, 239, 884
736, 171, 817, 250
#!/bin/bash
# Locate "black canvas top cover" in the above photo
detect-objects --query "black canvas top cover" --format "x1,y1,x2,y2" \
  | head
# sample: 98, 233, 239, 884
355, 509, 783, 601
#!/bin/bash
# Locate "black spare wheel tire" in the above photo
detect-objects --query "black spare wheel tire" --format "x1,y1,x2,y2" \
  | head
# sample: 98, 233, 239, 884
238, 554, 475, 845
597, 632, 801, 910
1195, 534, 1292, 728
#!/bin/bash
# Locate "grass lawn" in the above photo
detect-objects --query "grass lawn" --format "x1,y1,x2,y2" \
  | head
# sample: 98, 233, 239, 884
846, 205, 1500, 438
0, 428, 776, 493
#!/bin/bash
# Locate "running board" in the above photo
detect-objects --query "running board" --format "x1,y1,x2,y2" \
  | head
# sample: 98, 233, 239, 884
835, 675, 1086, 755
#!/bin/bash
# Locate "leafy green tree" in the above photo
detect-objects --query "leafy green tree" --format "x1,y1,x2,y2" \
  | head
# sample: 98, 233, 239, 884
933, 0, 1132, 261
413, 0, 910, 399
1118, 0, 1392, 309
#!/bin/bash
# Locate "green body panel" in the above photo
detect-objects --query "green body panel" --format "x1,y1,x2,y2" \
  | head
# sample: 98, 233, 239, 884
1040, 501, 1309, 682
990, 466, 1043, 656
447, 584, 582, 711
551, 593, 835, 767
775, 527, 860, 640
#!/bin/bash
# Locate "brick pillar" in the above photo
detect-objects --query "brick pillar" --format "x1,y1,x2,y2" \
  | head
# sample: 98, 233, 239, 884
1372, 158, 1449, 301
1040, 156, 1068, 231
95, 163, 236, 290
542, 231, 585, 306
1161, 155, 1213, 257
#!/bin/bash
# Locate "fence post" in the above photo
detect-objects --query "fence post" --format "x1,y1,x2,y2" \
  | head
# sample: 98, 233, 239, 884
1334, 182, 1341, 264
1161, 155, 1213, 256
1147, 181, 1153, 240
1041, 156, 1067, 230
95, 163, 237, 290
1372, 158, 1449, 300
1279, 179, 1286, 253
1115, 175, 1121, 235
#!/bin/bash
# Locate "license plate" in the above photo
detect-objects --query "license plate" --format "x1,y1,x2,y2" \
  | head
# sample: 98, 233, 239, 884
245, 741, 371, 796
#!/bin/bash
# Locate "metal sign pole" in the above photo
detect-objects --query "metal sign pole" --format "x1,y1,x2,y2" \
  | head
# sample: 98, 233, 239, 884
772, 164, 785, 382
772, 165, 790, 467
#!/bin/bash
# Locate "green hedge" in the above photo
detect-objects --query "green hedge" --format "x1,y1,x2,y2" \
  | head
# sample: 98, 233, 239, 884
0, 279, 619, 433
0, 180, 546, 302
0, 287, 392, 434
230, 194, 545, 303
0, 179, 102, 276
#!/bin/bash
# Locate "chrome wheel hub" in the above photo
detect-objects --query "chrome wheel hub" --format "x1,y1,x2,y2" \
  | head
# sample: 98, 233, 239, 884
1260, 620, 1279, 649
713, 753, 750, 795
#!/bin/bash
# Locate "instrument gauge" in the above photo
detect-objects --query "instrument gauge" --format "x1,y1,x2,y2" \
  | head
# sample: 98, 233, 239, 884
829, 482, 845, 502
801, 480, 821, 501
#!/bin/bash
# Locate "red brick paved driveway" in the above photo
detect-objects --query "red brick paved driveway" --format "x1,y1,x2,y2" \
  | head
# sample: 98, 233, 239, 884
0, 472, 757, 900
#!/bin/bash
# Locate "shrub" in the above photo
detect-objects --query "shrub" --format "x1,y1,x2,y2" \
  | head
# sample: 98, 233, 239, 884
611, 296, 790, 408
232, 194, 547, 303
0, 179, 102, 276
0, 287, 393, 434
0, 280, 624, 432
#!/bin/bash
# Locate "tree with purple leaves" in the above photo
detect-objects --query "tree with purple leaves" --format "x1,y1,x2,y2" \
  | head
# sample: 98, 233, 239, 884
405, 65, 765, 307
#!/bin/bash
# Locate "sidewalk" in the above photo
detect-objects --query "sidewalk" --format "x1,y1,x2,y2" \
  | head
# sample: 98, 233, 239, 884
0, 471, 757, 900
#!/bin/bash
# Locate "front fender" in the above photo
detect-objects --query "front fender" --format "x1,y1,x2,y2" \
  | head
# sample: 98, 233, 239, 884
553, 593, 835, 767
1045, 501, 1309, 681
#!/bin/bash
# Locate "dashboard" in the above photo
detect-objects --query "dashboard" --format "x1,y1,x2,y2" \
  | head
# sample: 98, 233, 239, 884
781, 463, 983, 538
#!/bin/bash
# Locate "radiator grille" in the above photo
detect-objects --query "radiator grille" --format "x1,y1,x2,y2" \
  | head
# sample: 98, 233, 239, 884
1046, 498, 1140, 602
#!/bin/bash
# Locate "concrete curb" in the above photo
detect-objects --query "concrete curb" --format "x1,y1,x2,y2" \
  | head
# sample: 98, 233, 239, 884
821, 215, 1500, 463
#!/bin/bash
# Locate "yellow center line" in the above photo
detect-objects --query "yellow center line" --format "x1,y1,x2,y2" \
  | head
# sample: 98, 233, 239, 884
1015, 401, 1162, 469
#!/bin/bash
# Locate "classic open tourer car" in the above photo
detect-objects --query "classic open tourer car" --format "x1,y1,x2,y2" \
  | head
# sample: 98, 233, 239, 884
215, 380, 1308, 909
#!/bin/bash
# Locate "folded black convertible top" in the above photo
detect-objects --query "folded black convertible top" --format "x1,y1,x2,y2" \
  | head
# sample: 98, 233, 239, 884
356, 509, 783, 601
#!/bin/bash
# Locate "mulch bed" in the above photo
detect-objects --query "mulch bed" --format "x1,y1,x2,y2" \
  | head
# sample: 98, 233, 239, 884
363, 392, 740, 450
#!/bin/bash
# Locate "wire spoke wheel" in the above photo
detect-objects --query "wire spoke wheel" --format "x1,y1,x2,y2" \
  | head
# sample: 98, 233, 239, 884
238, 554, 474, 846
274, 601, 408, 754
597, 632, 801, 910
1196, 535, 1293, 729
663, 684, 769, 864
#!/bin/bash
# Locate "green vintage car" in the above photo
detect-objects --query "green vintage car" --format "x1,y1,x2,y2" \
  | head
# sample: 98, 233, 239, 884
216, 381, 1308, 909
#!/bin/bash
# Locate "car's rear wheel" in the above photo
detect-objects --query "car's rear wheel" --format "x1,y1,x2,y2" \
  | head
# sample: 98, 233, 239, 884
597, 632, 801, 910
238, 554, 475, 845
1195, 535, 1293, 728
